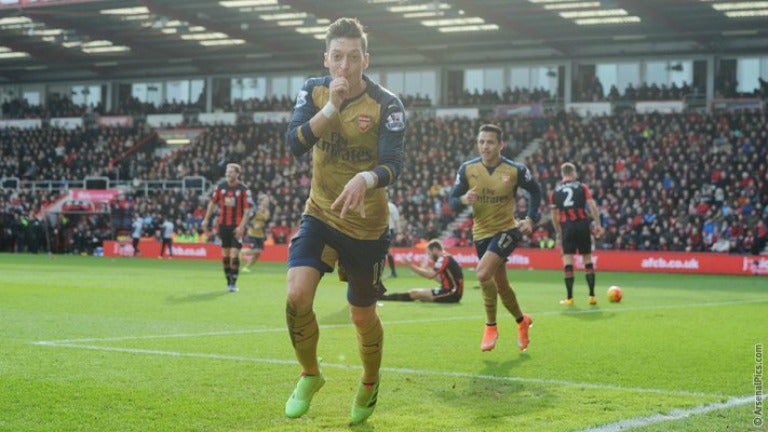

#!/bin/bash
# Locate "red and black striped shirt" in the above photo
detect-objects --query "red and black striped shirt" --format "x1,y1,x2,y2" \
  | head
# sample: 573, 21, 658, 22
210, 180, 251, 229
434, 254, 464, 296
550, 181, 593, 223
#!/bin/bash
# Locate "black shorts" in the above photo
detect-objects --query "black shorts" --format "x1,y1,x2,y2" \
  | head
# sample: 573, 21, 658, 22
562, 221, 592, 255
431, 288, 461, 303
219, 227, 242, 249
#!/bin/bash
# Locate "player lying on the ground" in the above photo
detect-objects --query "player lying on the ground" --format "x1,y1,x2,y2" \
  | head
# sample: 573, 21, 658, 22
379, 239, 463, 303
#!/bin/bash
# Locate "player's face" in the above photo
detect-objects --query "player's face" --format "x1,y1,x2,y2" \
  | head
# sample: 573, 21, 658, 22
225, 166, 239, 184
428, 247, 440, 261
476, 131, 503, 165
324, 38, 369, 87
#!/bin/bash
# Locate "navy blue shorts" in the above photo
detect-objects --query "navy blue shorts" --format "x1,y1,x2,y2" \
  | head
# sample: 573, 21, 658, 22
245, 236, 265, 251
288, 215, 389, 307
474, 227, 523, 260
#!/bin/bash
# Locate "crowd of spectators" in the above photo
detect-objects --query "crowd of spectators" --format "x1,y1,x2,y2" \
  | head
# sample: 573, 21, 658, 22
1, 94, 207, 119
111, 189, 206, 240
1, 93, 766, 256
2, 92, 435, 120
399, 93, 432, 108
110, 96, 205, 116
0, 113, 547, 252
1, 93, 102, 119
146, 122, 306, 241
575, 76, 768, 103
573, 76, 705, 103
0, 186, 112, 254
392, 116, 542, 247
213, 95, 295, 113
446, 86, 554, 106
526, 109, 767, 254
715, 76, 768, 100
4, 73, 767, 121
0, 125, 153, 182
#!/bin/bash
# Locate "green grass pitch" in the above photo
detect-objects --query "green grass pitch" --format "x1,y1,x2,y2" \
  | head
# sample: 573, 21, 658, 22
1, 254, 765, 431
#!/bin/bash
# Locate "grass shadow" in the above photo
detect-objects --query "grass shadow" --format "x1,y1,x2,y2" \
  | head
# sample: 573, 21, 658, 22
165, 290, 230, 304
425, 353, 553, 423
478, 354, 531, 376
348, 422, 376, 431
320, 304, 353, 325
560, 307, 614, 321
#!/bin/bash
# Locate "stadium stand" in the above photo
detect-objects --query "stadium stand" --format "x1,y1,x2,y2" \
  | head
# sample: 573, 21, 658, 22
527, 110, 767, 253
1, 88, 766, 256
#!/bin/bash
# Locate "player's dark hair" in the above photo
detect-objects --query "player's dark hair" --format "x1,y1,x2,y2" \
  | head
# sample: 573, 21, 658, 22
478, 123, 504, 142
426, 239, 443, 251
326, 17, 367, 53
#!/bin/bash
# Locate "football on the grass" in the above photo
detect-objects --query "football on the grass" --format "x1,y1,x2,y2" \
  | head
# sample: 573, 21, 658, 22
607, 285, 622, 303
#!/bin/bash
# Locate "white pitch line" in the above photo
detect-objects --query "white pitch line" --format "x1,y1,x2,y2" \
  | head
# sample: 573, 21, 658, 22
28, 297, 762, 428
577, 394, 766, 432
32, 297, 768, 346
33, 341, 724, 399
35, 325, 350, 344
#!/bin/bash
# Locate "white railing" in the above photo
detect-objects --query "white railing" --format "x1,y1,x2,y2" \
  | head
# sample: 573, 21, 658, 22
0, 176, 211, 197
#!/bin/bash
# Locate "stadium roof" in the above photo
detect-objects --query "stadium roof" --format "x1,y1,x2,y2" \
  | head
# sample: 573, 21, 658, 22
0, 0, 767, 84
